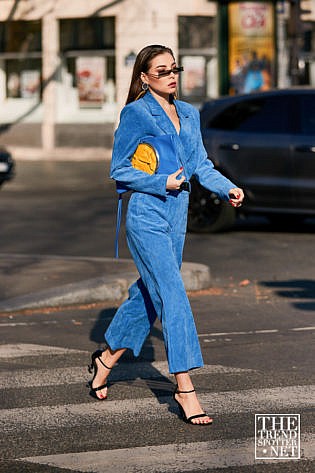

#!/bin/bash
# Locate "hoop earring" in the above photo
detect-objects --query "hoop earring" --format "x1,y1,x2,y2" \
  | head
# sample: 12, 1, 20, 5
135, 82, 149, 101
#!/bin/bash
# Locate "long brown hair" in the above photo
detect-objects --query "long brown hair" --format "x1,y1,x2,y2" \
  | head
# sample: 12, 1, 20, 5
125, 45, 175, 105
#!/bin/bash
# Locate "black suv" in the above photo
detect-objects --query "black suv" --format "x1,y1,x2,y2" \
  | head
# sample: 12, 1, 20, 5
188, 88, 315, 232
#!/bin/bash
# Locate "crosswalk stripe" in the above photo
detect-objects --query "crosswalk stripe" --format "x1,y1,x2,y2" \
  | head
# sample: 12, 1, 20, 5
0, 343, 86, 358
2, 344, 314, 471
20, 434, 315, 472
2, 385, 314, 431
0, 361, 253, 389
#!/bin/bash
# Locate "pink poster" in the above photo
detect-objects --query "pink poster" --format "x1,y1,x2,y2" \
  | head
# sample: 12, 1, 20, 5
76, 57, 105, 108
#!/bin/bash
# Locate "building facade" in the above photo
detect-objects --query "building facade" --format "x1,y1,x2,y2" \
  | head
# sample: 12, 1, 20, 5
0, 0, 314, 149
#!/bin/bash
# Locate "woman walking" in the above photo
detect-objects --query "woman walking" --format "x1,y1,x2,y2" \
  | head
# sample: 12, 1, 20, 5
88, 45, 244, 425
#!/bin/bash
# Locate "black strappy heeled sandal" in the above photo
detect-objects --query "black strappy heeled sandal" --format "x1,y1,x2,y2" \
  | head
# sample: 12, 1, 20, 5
173, 385, 213, 425
87, 349, 112, 400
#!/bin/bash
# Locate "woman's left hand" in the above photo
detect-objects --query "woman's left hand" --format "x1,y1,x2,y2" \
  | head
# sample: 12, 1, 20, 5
228, 188, 244, 207
166, 167, 186, 190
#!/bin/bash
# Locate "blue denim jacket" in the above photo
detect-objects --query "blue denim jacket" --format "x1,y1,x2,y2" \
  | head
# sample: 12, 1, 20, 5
110, 91, 236, 199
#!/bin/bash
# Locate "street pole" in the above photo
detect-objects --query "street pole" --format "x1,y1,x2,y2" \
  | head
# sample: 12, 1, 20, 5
42, 12, 59, 151
288, 0, 302, 85
277, 1, 290, 87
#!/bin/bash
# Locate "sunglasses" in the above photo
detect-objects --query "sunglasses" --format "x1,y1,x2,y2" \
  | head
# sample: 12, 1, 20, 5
147, 66, 184, 79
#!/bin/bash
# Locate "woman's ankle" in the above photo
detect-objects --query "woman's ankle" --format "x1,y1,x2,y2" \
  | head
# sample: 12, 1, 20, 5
174, 372, 194, 392
101, 346, 126, 369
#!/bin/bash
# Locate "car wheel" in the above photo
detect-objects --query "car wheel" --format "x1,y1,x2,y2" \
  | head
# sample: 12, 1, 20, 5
187, 178, 236, 233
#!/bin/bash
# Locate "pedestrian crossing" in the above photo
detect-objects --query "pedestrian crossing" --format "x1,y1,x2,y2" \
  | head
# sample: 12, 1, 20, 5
2, 384, 314, 430
1, 343, 314, 472
19, 435, 315, 473
0, 343, 252, 389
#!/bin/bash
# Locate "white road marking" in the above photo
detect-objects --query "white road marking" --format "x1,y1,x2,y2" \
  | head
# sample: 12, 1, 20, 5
0, 343, 87, 358
0, 322, 37, 327
0, 359, 252, 389
2, 385, 314, 431
199, 326, 315, 337
1, 320, 314, 336
20, 434, 315, 472
1, 341, 313, 472
0, 321, 59, 327
291, 326, 315, 332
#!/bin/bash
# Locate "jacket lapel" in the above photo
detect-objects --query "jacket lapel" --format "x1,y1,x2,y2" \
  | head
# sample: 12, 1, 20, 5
173, 101, 194, 169
142, 92, 178, 135
174, 100, 191, 139
141, 92, 194, 171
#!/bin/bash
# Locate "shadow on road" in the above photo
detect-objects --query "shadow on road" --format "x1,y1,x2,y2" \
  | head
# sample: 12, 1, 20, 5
232, 215, 315, 234
261, 279, 315, 311
89, 306, 177, 414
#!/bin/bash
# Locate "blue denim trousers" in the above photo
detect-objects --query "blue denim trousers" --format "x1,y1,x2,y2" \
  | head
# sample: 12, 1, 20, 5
105, 190, 204, 374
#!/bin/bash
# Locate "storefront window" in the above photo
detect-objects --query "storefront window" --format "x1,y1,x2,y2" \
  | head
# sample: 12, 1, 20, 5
60, 17, 115, 109
0, 20, 41, 53
179, 16, 216, 49
6, 59, 41, 99
60, 17, 115, 51
300, 25, 315, 86
178, 16, 217, 102
0, 20, 42, 100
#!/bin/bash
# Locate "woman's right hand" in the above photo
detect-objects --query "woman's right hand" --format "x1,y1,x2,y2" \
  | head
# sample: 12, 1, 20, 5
166, 167, 186, 190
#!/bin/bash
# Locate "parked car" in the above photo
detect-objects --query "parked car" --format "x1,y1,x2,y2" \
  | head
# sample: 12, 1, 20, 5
0, 147, 14, 187
188, 88, 315, 232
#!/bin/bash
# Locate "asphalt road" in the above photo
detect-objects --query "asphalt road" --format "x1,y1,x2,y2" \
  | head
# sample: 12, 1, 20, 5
0, 160, 314, 472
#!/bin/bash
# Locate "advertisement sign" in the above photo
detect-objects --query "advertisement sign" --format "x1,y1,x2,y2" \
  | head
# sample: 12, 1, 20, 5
228, 2, 275, 94
76, 57, 105, 108
20, 70, 41, 99
7, 73, 21, 98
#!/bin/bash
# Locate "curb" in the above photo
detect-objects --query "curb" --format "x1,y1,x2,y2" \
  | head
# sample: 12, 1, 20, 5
0, 260, 211, 313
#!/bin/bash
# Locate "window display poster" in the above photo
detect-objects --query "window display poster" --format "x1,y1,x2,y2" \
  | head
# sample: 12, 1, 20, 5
76, 57, 105, 107
20, 70, 40, 99
228, 2, 275, 95
7, 73, 20, 98
181, 56, 206, 97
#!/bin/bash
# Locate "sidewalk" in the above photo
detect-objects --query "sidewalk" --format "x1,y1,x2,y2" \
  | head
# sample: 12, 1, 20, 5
7, 146, 112, 161
0, 156, 212, 313
0, 253, 211, 313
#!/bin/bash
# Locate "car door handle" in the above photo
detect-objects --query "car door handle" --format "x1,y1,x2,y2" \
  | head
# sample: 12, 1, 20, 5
294, 145, 315, 153
219, 143, 240, 151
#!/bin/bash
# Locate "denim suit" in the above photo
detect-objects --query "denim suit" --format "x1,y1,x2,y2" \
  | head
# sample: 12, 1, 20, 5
105, 91, 235, 374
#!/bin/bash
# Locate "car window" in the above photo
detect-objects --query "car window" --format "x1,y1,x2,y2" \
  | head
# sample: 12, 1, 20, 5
299, 95, 315, 135
208, 96, 290, 133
